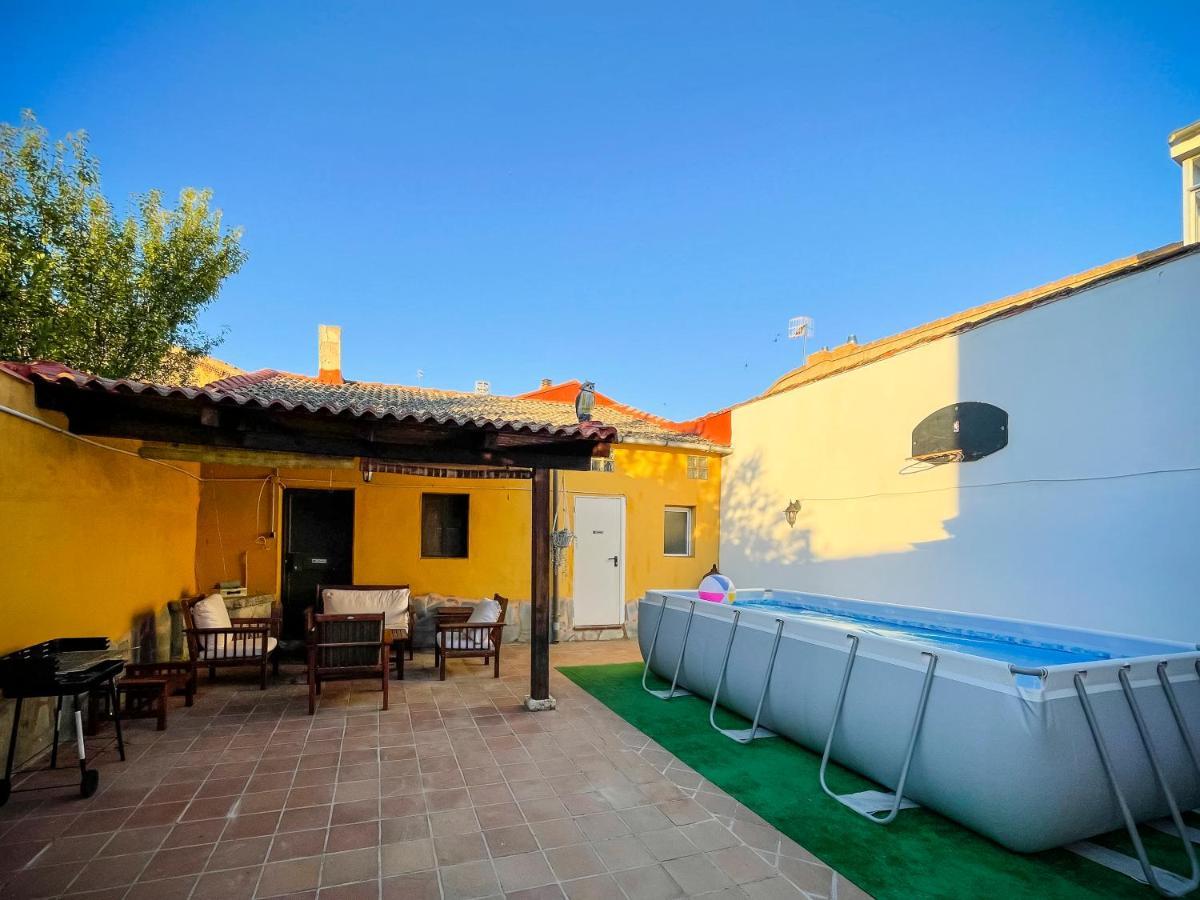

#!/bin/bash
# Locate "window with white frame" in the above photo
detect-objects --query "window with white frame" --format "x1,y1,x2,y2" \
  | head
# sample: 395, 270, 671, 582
663, 506, 694, 557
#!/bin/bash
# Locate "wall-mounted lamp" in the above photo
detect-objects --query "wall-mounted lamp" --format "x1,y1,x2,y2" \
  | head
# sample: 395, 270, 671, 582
783, 500, 801, 528
361, 465, 374, 483
575, 381, 596, 422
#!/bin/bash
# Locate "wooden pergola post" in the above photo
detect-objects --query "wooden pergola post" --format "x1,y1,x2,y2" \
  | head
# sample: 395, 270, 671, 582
526, 467, 554, 710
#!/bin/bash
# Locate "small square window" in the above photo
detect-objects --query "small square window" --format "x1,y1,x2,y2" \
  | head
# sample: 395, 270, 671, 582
422, 494, 469, 558
664, 506, 694, 557
686, 456, 709, 480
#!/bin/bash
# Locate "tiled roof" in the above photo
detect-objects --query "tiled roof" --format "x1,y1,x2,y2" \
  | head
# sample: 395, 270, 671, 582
760, 241, 1200, 400
204, 371, 727, 452
3, 362, 617, 443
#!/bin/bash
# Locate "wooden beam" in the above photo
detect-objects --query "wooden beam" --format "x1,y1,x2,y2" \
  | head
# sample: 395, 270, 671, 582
37, 388, 600, 471
139, 444, 357, 469
527, 467, 553, 708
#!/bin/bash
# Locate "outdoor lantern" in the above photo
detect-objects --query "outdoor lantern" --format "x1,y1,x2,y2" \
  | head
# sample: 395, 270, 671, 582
361, 463, 374, 483
575, 381, 596, 422
783, 499, 801, 528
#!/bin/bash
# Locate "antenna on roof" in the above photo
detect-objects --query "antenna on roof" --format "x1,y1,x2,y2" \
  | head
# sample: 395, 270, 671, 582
416, 369, 424, 386
788, 316, 814, 361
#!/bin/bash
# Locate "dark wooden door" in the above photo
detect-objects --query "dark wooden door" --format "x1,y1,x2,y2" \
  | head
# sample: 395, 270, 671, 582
281, 489, 355, 639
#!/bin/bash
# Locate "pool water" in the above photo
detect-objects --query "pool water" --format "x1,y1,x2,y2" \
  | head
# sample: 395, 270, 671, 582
733, 597, 1113, 668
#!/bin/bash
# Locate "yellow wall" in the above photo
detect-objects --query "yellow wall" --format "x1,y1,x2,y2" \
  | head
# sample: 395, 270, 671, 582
557, 446, 721, 604
194, 445, 721, 611
0, 371, 201, 655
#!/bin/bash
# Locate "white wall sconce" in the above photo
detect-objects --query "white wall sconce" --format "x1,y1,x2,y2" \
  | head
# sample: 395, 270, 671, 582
783, 500, 801, 528
361, 464, 374, 483
575, 381, 596, 422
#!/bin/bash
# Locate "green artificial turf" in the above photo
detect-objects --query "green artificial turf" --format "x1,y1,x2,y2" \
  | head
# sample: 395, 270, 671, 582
558, 662, 1191, 899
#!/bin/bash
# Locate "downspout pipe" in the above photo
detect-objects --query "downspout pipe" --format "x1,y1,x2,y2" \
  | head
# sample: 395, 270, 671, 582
550, 469, 560, 643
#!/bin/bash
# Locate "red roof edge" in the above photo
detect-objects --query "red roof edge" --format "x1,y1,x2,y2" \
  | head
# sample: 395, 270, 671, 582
516, 380, 731, 447
203, 368, 283, 392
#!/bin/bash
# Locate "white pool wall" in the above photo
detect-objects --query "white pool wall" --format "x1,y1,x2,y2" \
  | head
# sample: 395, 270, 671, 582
640, 589, 1200, 853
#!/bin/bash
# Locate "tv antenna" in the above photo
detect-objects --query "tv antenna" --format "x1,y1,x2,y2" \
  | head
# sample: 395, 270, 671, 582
788, 316, 814, 359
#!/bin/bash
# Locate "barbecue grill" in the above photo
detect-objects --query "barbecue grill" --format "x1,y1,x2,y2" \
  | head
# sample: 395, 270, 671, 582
0, 637, 125, 806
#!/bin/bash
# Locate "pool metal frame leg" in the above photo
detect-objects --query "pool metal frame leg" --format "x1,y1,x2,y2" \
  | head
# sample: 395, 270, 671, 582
819, 634, 937, 824
1157, 661, 1200, 780
641, 598, 695, 701
1073, 668, 1200, 898
708, 614, 784, 744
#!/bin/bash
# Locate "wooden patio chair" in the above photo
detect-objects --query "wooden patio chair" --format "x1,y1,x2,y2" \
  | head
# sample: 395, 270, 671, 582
180, 594, 281, 692
317, 584, 414, 679
306, 610, 388, 714
434, 595, 508, 681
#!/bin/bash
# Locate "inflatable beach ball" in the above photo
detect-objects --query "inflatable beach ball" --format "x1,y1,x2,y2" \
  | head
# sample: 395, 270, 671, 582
698, 572, 735, 604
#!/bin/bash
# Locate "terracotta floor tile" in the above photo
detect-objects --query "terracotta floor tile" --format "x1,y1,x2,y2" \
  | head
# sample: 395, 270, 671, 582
380, 814, 430, 845
382, 870, 440, 900
483, 824, 540, 859
546, 844, 607, 881
331, 798, 379, 825
562, 874, 626, 900
163, 818, 227, 848
474, 801, 523, 830
381, 838, 435, 876
612, 864, 686, 900
192, 864, 262, 897
429, 807, 480, 836
494, 850, 555, 893
256, 856, 321, 897
278, 804, 331, 833
530, 817, 585, 850
141, 843, 215, 879
439, 859, 501, 900
0, 644, 838, 900
30, 833, 109, 866
326, 819, 380, 853
207, 835, 272, 871
593, 836, 656, 873
74, 850, 154, 889
0, 862, 83, 898
637, 829, 700, 863
223, 810, 281, 839
435, 831, 489, 866
125, 874, 198, 900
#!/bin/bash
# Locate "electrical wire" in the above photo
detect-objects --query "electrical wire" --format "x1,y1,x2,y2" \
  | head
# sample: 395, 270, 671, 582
0, 403, 200, 481
786, 464, 1200, 504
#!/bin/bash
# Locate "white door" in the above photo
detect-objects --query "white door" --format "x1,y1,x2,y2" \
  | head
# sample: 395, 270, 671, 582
572, 496, 625, 627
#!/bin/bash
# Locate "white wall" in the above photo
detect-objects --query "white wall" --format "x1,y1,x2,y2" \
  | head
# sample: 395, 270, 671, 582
721, 251, 1200, 642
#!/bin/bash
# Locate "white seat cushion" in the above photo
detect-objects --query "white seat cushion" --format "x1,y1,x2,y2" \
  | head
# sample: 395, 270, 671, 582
201, 635, 278, 658
467, 598, 501, 625
437, 630, 493, 651
323, 588, 411, 632
191, 594, 232, 630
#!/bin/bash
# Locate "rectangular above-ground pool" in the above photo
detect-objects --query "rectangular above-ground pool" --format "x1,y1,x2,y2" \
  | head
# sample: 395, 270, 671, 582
639, 588, 1200, 855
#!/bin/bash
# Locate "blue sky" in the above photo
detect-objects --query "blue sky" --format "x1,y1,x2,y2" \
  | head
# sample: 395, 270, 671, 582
3, 2, 1196, 418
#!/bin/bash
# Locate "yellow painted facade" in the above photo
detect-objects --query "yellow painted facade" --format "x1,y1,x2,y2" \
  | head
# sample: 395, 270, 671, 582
0, 371, 200, 655
0, 364, 721, 654
193, 445, 721, 613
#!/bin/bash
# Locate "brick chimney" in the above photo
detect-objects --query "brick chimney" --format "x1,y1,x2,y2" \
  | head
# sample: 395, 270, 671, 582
1169, 119, 1200, 246
540, 378, 552, 389
317, 324, 343, 384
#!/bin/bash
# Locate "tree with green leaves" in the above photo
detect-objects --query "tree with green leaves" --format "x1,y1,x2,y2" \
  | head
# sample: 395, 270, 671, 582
0, 111, 246, 382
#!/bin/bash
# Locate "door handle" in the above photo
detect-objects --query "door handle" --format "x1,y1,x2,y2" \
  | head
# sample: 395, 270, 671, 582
608, 555, 619, 567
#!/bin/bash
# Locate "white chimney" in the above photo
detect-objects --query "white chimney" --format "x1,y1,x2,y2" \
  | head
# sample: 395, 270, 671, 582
474, 380, 491, 395
318, 324, 343, 384
1168, 119, 1200, 245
